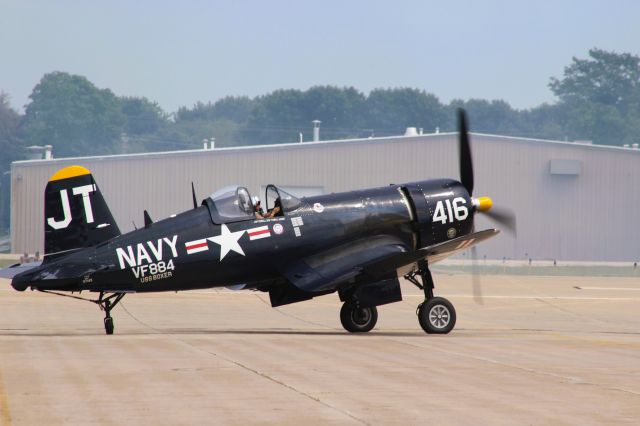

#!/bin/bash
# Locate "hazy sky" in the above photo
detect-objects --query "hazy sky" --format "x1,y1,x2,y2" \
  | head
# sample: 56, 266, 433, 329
1, 1, 639, 113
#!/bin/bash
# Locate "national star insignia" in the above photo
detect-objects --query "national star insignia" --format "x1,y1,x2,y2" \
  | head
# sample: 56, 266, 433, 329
208, 224, 246, 260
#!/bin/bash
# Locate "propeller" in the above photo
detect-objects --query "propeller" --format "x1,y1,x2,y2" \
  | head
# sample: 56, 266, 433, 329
456, 108, 517, 303
483, 206, 517, 236
457, 108, 517, 235
471, 245, 483, 304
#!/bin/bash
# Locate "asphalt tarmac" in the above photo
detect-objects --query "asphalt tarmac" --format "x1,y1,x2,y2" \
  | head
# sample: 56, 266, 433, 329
1, 274, 639, 425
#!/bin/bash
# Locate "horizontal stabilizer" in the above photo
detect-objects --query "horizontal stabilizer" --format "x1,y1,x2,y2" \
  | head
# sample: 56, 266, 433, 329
0, 262, 42, 280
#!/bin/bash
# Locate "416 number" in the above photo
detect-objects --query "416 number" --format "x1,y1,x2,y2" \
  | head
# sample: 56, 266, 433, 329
432, 197, 468, 224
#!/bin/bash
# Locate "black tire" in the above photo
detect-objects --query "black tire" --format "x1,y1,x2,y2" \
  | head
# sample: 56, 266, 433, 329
417, 297, 456, 334
340, 303, 378, 333
104, 317, 114, 335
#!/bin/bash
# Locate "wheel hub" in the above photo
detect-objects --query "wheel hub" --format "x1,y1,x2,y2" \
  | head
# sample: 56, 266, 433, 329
429, 305, 450, 329
352, 308, 371, 325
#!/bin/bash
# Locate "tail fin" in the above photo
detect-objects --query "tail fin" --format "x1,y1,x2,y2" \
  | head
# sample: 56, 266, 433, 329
44, 165, 120, 261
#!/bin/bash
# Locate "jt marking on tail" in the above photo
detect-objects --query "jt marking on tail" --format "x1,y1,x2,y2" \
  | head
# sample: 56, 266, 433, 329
42, 164, 121, 261
47, 184, 97, 229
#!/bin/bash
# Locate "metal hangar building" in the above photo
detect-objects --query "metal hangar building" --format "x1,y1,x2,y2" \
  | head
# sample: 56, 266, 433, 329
10, 132, 640, 261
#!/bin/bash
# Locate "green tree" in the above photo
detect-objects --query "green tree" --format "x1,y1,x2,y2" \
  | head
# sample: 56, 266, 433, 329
550, 48, 640, 108
562, 100, 629, 145
144, 118, 242, 151
448, 99, 522, 135
520, 103, 568, 140
170, 96, 255, 148
0, 92, 24, 232
549, 48, 640, 145
245, 86, 366, 144
0, 92, 23, 166
300, 86, 366, 138
364, 88, 445, 136
120, 96, 168, 136
21, 72, 125, 157
176, 96, 255, 123
245, 89, 306, 144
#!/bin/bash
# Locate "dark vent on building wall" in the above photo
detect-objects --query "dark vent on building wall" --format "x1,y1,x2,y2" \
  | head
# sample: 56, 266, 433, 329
549, 159, 581, 176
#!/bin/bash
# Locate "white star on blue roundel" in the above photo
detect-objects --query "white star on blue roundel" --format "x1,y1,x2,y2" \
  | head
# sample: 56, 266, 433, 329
208, 224, 246, 260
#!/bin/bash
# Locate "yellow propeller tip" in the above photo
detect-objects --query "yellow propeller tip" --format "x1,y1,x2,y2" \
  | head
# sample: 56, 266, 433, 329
473, 196, 493, 212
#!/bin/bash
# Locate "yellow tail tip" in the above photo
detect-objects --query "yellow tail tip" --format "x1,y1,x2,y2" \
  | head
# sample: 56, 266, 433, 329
48, 165, 91, 182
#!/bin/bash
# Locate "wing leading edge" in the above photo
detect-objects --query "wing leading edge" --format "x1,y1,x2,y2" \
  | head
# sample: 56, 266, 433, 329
278, 229, 498, 293
278, 235, 409, 293
364, 229, 499, 277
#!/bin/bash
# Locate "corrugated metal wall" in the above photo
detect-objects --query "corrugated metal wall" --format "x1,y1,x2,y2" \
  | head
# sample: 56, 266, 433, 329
10, 133, 640, 261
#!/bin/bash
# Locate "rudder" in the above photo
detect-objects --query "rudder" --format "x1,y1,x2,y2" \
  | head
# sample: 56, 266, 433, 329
44, 165, 120, 260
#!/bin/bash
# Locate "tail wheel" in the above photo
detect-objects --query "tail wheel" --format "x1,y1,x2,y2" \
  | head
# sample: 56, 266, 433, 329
340, 302, 378, 333
104, 317, 114, 335
418, 297, 456, 334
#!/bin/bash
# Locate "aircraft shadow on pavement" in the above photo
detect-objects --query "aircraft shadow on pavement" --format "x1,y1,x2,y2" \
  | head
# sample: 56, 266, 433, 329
0, 328, 429, 337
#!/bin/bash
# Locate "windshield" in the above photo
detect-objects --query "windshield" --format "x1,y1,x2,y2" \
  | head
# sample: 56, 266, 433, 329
265, 185, 302, 213
209, 185, 255, 222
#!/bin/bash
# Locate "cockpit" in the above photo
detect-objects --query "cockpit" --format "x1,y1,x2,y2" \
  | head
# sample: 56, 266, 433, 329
264, 184, 301, 215
206, 184, 302, 224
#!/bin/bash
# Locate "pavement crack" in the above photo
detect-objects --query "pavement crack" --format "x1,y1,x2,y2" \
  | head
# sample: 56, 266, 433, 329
120, 299, 368, 425
533, 297, 616, 327
119, 302, 163, 333
199, 346, 369, 425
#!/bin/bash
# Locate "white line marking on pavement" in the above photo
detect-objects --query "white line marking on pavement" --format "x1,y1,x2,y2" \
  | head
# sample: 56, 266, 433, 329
404, 295, 640, 301
574, 287, 640, 291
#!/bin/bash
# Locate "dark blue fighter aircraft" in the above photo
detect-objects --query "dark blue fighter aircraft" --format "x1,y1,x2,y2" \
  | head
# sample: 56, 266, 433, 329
3, 110, 514, 335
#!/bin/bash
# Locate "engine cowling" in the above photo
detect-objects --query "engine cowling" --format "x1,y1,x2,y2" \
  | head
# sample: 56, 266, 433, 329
404, 179, 474, 248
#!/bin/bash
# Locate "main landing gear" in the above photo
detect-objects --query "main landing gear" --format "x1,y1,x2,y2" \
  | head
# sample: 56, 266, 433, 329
340, 302, 378, 332
405, 260, 456, 334
95, 292, 126, 335
338, 260, 455, 335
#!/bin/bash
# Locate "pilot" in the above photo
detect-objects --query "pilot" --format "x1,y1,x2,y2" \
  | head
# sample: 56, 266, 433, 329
253, 196, 265, 219
264, 197, 283, 218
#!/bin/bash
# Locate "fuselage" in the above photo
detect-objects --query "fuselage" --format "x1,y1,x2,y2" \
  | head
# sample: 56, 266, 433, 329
13, 178, 473, 294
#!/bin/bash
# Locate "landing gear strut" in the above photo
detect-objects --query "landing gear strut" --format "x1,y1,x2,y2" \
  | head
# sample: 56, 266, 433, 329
405, 260, 456, 334
38, 289, 127, 335
95, 292, 125, 335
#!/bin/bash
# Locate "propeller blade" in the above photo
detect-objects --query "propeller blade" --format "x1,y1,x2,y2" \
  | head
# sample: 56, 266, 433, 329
482, 206, 517, 236
458, 108, 474, 197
